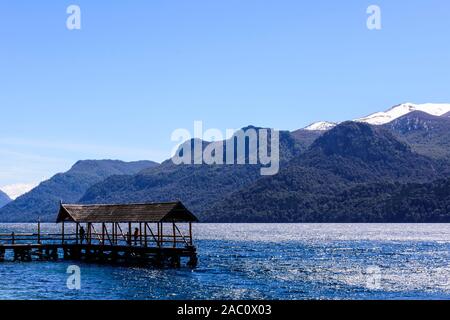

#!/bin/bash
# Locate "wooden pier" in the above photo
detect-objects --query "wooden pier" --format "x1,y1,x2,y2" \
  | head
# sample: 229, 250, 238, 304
0, 202, 198, 267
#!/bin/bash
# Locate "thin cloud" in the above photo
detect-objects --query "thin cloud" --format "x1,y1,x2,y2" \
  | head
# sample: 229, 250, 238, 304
0, 182, 39, 200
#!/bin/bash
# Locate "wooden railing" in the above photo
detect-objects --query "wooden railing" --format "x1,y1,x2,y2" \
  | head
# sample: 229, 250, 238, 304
0, 232, 192, 248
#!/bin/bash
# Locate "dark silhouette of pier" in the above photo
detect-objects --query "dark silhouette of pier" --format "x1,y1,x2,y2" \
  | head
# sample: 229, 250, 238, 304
0, 202, 198, 267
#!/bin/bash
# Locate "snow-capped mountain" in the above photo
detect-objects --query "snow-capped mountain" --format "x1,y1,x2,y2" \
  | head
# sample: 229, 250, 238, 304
355, 103, 450, 125
304, 121, 337, 131
302, 103, 450, 130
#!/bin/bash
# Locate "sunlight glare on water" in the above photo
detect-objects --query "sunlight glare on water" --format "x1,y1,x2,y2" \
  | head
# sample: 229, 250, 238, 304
0, 223, 449, 300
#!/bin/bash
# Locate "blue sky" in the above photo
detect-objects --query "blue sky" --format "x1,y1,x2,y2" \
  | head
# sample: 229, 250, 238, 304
1, 0, 450, 192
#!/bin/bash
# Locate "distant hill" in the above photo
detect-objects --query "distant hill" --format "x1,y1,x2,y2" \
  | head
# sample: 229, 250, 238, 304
315, 178, 450, 222
0, 160, 158, 222
383, 111, 450, 160
79, 128, 304, 214
0, 190, 11, 208
204, 122, 450, 222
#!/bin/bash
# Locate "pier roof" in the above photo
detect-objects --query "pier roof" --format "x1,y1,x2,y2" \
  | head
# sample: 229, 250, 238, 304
56, 202, 199, 223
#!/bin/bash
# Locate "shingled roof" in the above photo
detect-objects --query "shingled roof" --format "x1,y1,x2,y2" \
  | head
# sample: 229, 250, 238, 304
56, 202, 199, 223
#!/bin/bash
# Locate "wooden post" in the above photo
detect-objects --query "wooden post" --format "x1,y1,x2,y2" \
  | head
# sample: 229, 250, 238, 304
157, 223, 160, 246
112, 223, 115, 244
117, 223, 120, 245
172, 222, 176, 248
37, 218, 41, 244
139, 223, 142, 246
76, 223, 79, 245
144, 223, 148, 247
189, 222, 193, 246
128, 222, 132, 246
11, 232, 15, 245
62, 221, 65, 244
101, 223, 105, 245
115, 223, 118, 244
160, 223, 163, 247
88, 223, 92, 245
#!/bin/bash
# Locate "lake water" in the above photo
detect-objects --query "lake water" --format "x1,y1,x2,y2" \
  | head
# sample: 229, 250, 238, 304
0, 223, 449, 300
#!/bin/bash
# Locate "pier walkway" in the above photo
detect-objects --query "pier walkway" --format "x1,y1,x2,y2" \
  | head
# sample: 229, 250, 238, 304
0, 202, 198, 267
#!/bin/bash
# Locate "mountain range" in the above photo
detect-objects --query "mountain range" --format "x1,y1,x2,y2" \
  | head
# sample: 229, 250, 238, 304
68, 105, 450, 222
303, 102, 450, 131
0, 190, 11, 209
1, 102, 450, 222
205, 121, 449, 222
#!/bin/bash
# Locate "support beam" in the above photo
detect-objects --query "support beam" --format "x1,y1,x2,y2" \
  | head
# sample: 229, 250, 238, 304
62, 221, 65, 244
173, 222, 176, 248
116, 223, 127, 244
189, 222, 193, 246
112, 223, 115, 244
174, 223, 190, 246
76, 223, 79, 245
157, 223, 160, 247
102, 223, 105, 245
37, 218, 41, 244
128, 222, 132, 246
144, 223, 148, 247
103, 224, 113, 246
88, 223, 92, 245
160, 223, 164, 247
145, 223, 158, 246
